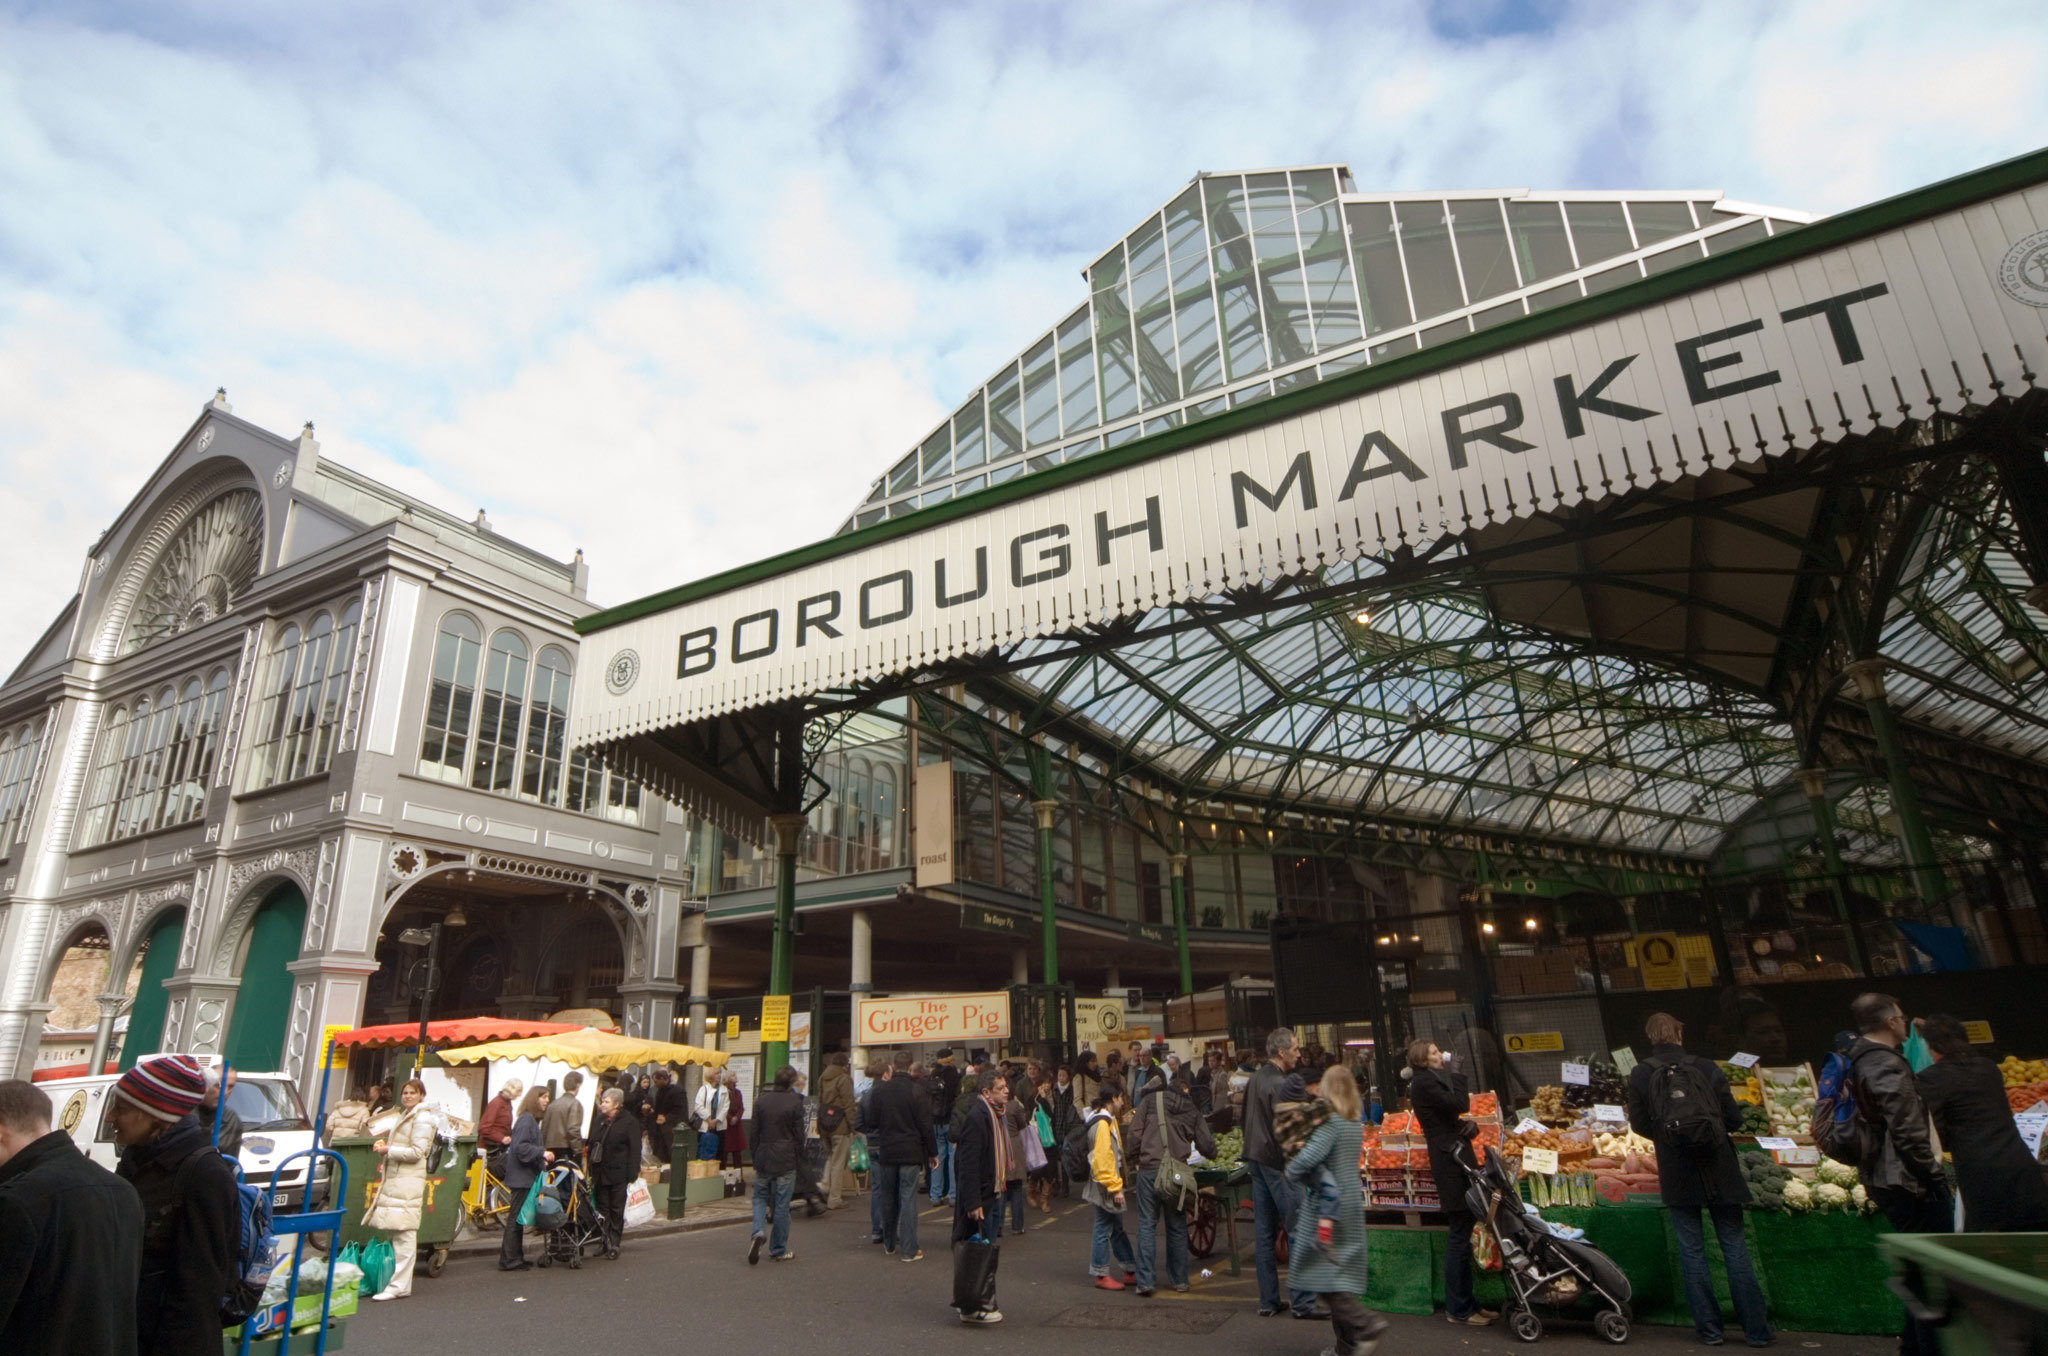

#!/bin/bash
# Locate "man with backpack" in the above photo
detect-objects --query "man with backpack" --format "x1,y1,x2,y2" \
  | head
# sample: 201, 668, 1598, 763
870, 1050, 938, 1261
108, 1055, 243, 1356
1838, 994, 1950, 1356
1627, 1013, 1773, 1349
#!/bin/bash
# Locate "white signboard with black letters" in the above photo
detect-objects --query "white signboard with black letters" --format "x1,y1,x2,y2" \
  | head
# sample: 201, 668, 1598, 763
574, 184, 2048, 751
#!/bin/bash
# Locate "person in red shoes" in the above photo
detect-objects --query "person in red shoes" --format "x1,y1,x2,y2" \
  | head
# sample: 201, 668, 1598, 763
1081, 1081, 1137, 1290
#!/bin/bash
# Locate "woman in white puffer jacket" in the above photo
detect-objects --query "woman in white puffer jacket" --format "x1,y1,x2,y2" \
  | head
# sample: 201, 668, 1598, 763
363, 1078, 441, 1300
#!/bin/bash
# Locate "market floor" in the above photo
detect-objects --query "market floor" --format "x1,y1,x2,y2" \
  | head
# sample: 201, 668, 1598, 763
339, 1192, 1900, 1356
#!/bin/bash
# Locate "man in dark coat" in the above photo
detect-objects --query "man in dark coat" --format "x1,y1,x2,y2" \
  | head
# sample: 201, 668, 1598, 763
1628, 1013, 1772, 1348
928, 1049, 963, 1206
1408, 1039, 1496, 1326
747, 1065, 807, 1264
637, 1066, 686, 1169
587, 1088, 643, 1259
951, 1068, 1007, 1324
1847, 994, 1951, 1356
197, 1066, 244, 1160
1242, 1026, 1322, 1320
109, 1056, 241, 1356
871, 1050, 938, 1258
0, 1079, 144, 1355
1916, 1014, 2048, 1231
1127, 1074, 1216, 1295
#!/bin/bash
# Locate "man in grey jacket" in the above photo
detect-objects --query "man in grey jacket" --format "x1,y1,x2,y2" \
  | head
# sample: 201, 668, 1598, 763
541, 1071, 587, 1162
1242, 1026, 1325, 1322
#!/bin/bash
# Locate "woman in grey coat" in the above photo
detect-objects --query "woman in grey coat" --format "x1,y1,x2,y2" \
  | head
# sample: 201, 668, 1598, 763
1286, 1066, 1386, 1356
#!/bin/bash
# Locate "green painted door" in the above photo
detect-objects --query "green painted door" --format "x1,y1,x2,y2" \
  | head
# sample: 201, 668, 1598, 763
118, 908, 185, 1071
223, 885, 306, 1072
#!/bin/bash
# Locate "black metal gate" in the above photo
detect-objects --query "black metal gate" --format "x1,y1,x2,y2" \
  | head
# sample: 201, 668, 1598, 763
1008, 983, 1077, 1069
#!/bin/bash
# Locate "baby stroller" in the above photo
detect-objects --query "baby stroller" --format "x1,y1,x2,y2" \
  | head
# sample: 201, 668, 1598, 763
535, 1163, 607, 1269
1456, 1140, 1633, 1344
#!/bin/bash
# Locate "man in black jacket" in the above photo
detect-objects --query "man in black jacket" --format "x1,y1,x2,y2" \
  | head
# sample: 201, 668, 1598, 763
110, 1055, 240, 1356
1408, 1039, 1498, 1327
0, 1079, 143, 1355
1627, 1014, 1772, 1348
747, 1065, 808, 1264
1847, 993, 1950, 1356
928, 1050, 963, 1206
951, 1069, 1008, 1324
637, 1066, 686, 1171
587, 1088, 642, 1260
1242, 1026, 1322, 1320
872, 1050, 938, 1260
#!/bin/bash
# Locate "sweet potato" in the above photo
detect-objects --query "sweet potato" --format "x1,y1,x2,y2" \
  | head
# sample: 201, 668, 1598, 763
1596, 1176, 1629, 1203
1585, 1157, 1620, 1170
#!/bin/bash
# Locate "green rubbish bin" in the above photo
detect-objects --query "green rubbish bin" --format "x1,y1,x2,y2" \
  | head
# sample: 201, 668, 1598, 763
330, 1134, 477, 1279
1880, 1231, 2048, 1356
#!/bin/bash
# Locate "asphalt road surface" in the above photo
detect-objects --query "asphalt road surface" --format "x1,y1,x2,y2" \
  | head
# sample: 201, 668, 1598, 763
341, 1191, 1897, 1356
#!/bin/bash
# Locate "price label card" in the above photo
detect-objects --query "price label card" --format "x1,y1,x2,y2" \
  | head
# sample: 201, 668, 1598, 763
1611, 1046, 1638, 1075
1561, 1061, 1591, 1086
1515, 1119, 1546, 1136
2027, 1101, 2048, 1116
1521, 1147, 1559, 1175
1729, 1052, 1761, 1068
1755, 1136, 1799, 1151
1778, 1147, 1820, 1166
1593, 1104, 1626, 1122
2016, 1113, 2048, 1157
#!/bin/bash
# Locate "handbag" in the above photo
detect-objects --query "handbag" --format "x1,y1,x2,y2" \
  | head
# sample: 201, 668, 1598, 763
820, 1104, 845, 1135
1149, 1092, 1198, 1212
951, 1225, 1000, 1314
1034, 1104, 1054, 1148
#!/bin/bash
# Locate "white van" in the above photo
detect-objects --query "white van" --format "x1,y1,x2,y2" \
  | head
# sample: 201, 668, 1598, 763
43, 1069, 329, 1208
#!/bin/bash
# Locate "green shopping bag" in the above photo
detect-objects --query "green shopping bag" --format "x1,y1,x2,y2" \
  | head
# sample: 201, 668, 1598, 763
357, 1237, 394, 1295
1035, 1104, 1054, 1147
516, 1179, 543, 1227
849, 1134, 870, 1174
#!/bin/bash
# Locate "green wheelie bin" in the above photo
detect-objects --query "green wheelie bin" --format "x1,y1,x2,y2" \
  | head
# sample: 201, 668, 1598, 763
331, 1134, 478, 1279
1880, 1231, 2048, 1356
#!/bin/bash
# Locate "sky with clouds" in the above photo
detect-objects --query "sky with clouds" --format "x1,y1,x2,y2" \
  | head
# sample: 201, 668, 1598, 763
0, 0, 2044, 662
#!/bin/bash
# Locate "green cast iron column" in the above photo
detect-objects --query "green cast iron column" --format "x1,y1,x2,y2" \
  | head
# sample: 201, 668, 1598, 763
1796, 767, 1868, 975
762, 812, 804, 1077
1169, 853, 1193, 995
1032, 798, 1060, 990
1844, 660, 1949, 907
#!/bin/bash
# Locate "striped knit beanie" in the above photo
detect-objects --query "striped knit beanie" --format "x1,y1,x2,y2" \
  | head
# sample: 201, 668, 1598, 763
115, 1054, 207, 1122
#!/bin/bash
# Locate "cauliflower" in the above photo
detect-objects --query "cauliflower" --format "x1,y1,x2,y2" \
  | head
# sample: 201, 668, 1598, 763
1852, 1184, 1875, 1215
1782, 1179, 1814, 1212
1814, 1158, 1859, 1189
1814, 1182, 1851, 1212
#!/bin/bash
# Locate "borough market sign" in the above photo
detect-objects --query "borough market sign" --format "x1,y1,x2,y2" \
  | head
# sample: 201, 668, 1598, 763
572, 161, 2048, 749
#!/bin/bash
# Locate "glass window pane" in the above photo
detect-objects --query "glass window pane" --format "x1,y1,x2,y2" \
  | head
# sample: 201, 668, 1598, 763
1212, 234, 1266, 381
1128, 214, 1167, 279
1057, 309, 1098, 434
1643, 240, 1706, 274
1529, 279, 1583, 312
919, 425, 951, 480
1371, 332, 1419, 361
1584, 260, 1642, 294
887, 452, 917, 494
1320, 350, 1367, 377
1472, 298, 1525, 330
1299, 198, 1359, 350
1259, 252, 1314, 366
1565, 201, 1633, 266
1022, 336, 1059, 447
1345, 201, 1413, 335
1129, 240, 1179, 409
1507, 201, 1574, 283
1291, 167, 1338, 207
1420, 316, 1470, 347
952, 394, 986, 471
1204, 176, 1249, 243
1395, 200, 1464, 319
1705, 220, 1770, 254
1245, 172, 1294, 241
989, 461, 1025, 485
1093, 247, 1140, 421
1628, 201, 1694, 247
986, 363, 1023, 463
1453, 200, 1517, 302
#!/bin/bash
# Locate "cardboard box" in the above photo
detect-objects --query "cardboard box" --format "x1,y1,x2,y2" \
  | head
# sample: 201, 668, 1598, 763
686, 1160, 720, 1180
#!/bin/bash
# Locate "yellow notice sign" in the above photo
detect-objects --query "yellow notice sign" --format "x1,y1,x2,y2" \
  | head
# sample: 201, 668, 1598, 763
1964, 1021, 1994, 1044
1504, 1031, 1565, 1054
320, 1024, 352, 1068
1636, 931, 1687, 990
1521, 1147, 1559, 1175
760, 995, 791, 1043
726, 1014, 741, 1040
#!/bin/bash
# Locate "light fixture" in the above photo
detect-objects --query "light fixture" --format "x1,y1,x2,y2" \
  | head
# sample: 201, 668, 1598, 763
445, 905, 469, 928
1352, 607, 1374, 626
1481, 922, 1495, 934
398, 927, 434, 947
1525, 918, 1539, 931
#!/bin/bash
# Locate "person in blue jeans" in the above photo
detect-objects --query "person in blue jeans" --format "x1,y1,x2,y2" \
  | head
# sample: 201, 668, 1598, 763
1081, 1083, 1139, 1288
1242, 1027, 1325, 1320
1129, 1079, 1217, 1295
746, 1065, 806, 1264
868, 1049, 939, 1261
929, 1049, 963, 1205
1627, 1013, 1774, 1348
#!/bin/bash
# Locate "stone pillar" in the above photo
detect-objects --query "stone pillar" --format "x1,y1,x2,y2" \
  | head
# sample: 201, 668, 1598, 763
281, 957, 380, 1113
850, 908, 873, 996
618, 982, 686, 1041
86, 992, 129, 1076
1796, 767, 1867, 975
1844, 660, 1953, 911
160, 976, 242, 1057
688, 938, 712, 1048
0, 699, 100, 1079
1105, 965, 1121, 993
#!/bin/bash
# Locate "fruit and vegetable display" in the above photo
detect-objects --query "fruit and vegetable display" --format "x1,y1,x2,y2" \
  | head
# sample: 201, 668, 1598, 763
1739, 1105, 1772, 1136
1782, 1159, 1875, 1215
1528, 1085, 1570, 1123
1592, 1128, 1655, 1159
1522, 1171, 1598, 1208
1760, 1074, 1817, 1139
1561, 1057, 1628, 1110
1999, 1057, 2048, 1110
1739, 1151, 1793, 1210
1209, 1128, 1243, 1164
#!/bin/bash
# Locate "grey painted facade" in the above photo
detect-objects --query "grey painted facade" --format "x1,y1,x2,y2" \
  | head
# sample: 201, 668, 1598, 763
0, 395, 698, 1102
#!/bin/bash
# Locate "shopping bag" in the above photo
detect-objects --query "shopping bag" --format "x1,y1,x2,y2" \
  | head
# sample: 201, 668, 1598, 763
516, 1179, 543, 1228
697, 1130, 720, 1160
1020, 1129, 1047, 1173
1472, 1222, 1502, 1272
1034, 1104, 1054, 1148
357, 1237, 394, 1296
848, 1133, 870, 1174
336, 1241, 362, 1273
952, 1230, 1000, 1313
624, 1180, 656, 1229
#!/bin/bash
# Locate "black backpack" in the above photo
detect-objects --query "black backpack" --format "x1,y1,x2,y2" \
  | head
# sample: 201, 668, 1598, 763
1647, 1055, 1725, 1156
1061, 1114, 1100, 1182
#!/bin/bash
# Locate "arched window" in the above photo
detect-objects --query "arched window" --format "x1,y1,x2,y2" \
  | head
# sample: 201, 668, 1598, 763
311, 601, 361, 773
521, 647, 572, 803
111, 693, 163, 841
0, 719, 44, 849
163, 670, 230, 826
156, 678, 205, 827
280, 612, 335, 782
418, 613, 482, 783
249, 623, 303, 789
77, 704, 130, 847
470, 631, 528, 794
873, 762, 898, 866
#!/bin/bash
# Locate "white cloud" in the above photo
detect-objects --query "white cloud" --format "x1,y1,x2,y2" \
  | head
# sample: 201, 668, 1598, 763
0, 0, 2044, 664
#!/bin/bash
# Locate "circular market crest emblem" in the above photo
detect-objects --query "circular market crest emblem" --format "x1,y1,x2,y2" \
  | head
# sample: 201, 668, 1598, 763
605, 649, 641, 696
1998, 230, 2048, 307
